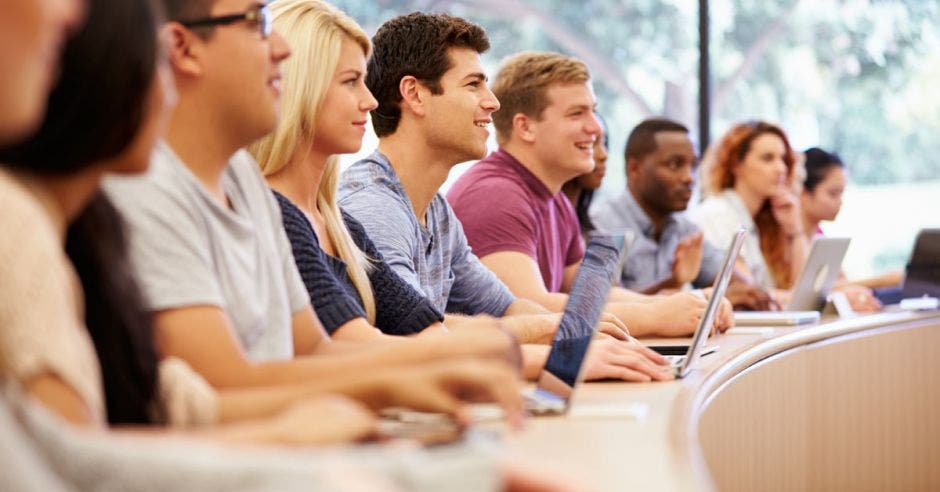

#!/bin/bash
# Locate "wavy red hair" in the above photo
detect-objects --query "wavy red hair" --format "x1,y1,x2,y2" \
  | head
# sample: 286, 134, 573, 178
700, 121, 797, 288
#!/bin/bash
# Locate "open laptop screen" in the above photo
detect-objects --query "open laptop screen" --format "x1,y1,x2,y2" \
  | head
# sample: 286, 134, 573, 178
903, 228, 940, 298
542, 235, 625, 388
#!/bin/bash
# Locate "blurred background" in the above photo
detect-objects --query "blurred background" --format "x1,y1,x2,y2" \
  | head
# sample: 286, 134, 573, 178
331, 0, 940, 279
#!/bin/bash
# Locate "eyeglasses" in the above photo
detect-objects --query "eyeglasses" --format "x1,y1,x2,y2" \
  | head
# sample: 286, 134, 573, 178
181, 3, 271, 39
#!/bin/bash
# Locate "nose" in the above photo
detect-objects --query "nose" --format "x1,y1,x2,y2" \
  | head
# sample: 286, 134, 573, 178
586, 112, 602, 137
481, 84, 500, 113
361, 86, 378, 112
268, 31, 292, 63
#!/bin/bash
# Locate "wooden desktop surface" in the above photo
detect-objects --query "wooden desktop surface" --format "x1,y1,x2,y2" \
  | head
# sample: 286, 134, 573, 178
494, 309, 940, 491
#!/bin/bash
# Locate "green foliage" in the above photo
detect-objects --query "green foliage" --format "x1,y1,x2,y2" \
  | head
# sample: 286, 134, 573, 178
328, 0, 940, 186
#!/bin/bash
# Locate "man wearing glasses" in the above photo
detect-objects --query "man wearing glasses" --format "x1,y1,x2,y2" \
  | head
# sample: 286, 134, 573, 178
102, 0, 524, 420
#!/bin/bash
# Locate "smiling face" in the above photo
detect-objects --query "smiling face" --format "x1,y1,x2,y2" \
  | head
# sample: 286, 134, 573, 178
734, 132, 789, 200
576, 124, 608, 191
198, 0, 291, 145
421, 47, 500, 164
631, 130, 697, 215
0, 0, 83, 143
529, 82, 601, 182
313, 36, 378, 157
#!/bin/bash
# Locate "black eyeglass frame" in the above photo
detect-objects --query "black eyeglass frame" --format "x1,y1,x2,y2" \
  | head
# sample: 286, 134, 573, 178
180, 3, 271, 38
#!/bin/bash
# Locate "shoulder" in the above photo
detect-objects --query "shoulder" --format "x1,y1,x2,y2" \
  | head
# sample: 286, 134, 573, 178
340, 210, 368, 240
449, 159, 528, 201
272, 190, 303, 224
102, 144, 204, 221
339, 158, 396, 198
0, 172, 61, 269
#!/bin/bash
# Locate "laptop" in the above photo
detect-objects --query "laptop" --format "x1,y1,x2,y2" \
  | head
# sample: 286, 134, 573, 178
647, 227, 746, 378
525, 232, 634, 414
380, 232, 632, 433
733, 237, 849, 326
901, 228, 940, 298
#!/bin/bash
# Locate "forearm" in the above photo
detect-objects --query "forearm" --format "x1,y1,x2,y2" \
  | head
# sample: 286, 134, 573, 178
207, 339, 428, 389
607, 286, 656, 303
215, 376, 392, 422
498, 314, 558, 344
521, 344, 550, 380
513, 290, 570, 312
604, 301, 658, 338
503, 298, 551, 315
331, 317, 389, 342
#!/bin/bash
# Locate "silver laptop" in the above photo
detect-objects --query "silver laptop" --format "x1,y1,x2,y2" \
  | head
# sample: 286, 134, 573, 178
734, 237, 849, 326
526, 232, 634, 414
646, 228, 746, 378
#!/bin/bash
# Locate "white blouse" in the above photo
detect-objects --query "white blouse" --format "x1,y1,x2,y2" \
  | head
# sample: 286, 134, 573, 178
689, 189, 775, 290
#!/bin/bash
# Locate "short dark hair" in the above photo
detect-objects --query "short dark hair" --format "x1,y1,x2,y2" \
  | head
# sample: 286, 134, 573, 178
0, 0, 161, 174
624, 117, 689, 161
159, 0, 212, 21
367, 12, 489, 137
803, 147, 844, 192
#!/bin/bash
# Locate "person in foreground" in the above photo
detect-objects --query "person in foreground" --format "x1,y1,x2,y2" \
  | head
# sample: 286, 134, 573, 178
340, 12, 670, 382
0, 1, 559, 491
100, 0, 529, 430
446, 52, 734, 337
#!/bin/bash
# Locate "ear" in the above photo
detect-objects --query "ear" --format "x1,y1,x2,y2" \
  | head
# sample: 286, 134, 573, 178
162, 23, 203, 79
626, 156, 641, 180
511, 113, 537, 144
398, 75, 426, 117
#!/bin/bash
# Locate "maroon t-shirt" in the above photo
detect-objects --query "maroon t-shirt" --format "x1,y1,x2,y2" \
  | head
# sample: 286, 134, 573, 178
447, 148, 585, 293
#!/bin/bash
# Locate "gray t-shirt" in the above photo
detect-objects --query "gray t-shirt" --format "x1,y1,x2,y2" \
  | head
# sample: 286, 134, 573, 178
103, 142, 309, 362
338, 151, 515, 316
590, 190, 724, 290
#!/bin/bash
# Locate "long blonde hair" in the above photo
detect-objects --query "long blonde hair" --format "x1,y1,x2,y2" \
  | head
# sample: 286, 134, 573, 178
249, 0, 376, 322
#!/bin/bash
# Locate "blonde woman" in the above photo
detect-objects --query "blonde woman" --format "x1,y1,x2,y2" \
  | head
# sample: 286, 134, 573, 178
251, 0, 448, 340
252, 0, 633, 353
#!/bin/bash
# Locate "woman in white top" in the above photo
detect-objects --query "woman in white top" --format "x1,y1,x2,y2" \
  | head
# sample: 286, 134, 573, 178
691, 121, 808, 293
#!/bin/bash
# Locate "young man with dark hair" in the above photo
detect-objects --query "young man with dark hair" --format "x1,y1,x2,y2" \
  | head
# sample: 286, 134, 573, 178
102, 0, 527, 424
447, 53, 734, 337
341, 13, 671, 382
590, 117, 775, 309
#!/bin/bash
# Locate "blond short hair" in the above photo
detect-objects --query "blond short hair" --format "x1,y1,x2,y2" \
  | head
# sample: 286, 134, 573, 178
491, 51, 591, 145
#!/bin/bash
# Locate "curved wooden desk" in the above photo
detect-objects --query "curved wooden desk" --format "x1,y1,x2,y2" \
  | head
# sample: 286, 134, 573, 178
500, 310, 940, 491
